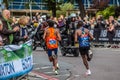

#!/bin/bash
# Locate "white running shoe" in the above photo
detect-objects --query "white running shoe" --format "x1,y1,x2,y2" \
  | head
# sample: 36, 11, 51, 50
54, 69, 59, 75
85, 70, 91, 76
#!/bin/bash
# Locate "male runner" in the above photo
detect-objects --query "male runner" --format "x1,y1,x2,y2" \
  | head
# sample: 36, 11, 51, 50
75, 21, 94, 75
43, 20, 61, 74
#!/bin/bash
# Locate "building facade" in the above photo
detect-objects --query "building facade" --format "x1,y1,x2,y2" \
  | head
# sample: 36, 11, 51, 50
8, 0, 120, 10
9, 0, 47, 10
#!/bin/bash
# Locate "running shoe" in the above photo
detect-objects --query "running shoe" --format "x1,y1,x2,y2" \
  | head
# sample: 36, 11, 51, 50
85, 70, 91, 76
54, 69, 59, 75
53, 63, 59, 71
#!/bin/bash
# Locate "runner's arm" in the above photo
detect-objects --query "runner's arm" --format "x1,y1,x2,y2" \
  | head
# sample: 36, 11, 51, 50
88, 30, 94, 41
43, 29, 47, 40
56, 29, 61, 41
75, 30, 78, 43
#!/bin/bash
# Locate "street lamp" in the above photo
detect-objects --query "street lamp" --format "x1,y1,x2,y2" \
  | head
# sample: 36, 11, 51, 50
29, 0, 32, 20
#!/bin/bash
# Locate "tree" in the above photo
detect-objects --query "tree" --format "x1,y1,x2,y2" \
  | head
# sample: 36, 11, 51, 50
91, 0, 110, 10
78, 0, 85, 19
66, 0, 85, 19
56, 2, 74, 17
3, 0, 14, 9
96, 6, 115, 19
43, 0, 64, 17
115, 6, 120, 17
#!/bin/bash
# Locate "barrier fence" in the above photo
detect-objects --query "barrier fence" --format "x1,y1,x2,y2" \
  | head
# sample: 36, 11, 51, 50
90, 29, 120, 42
89, 28, 120, 47
0, 40, 33, 80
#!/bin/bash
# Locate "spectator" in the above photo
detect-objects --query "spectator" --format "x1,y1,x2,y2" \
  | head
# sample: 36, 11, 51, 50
106, 16, 115, 47
0, 20, 3, 46
12, 16, 28, 44
116, 16, 120, 29
0, 9, 19, 45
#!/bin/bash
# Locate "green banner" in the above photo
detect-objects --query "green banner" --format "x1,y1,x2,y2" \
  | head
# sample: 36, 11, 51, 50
0, 40, 33, 80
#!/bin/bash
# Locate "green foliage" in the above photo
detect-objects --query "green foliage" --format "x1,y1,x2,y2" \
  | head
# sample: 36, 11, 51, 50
96, 6, 115, 19
61, 3, 74, 11
3, 0, 14, 9
56, 2, 74, 17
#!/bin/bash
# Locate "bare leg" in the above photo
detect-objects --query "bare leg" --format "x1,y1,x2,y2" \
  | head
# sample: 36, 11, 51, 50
81, 55, 89, 70
49, 56, 53, 62
53, 56, 58, 70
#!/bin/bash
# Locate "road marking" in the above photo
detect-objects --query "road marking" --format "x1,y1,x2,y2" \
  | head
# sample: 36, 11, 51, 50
33, 63, 38, 65
40, 66, 52, 69
44, 71, 56, 74
33, 67, 40, 70
53, 74, 70, 77
31, 71, 59, 80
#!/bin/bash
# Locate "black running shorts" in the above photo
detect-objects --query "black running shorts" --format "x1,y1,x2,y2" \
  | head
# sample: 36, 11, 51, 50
79, 47, 90, 55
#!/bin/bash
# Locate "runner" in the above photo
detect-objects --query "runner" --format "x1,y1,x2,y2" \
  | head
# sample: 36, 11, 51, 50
75, 21, 94, 76
43, 20, 61, 75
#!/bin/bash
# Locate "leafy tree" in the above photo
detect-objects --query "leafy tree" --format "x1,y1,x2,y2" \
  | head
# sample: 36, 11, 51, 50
65, 0, 74, 3
96, 6, 115, 19
56, 2, 74, 17
115, 6, 120, 17
78, 0, 85, 19
91, 0, 110, 10
3, 0, 14, 9
66, 0, 85, 19
43, 0, 64, 17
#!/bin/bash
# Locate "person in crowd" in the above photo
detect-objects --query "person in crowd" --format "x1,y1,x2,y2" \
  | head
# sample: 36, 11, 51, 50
106, 16, 115, 47
43, 20, 61, 75
53, 17, 59, 28
12, 16, 28, 44
0, 20, 3, 46
116, 16, 120, 29
83, 17, 91, 29
58, 17, 65, 28
74, 21, 94, 76
69, 16, 78, 46
0, 9, 19, 45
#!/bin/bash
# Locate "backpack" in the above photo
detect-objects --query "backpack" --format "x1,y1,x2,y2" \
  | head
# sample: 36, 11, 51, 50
78, 27, 90, 47
45, 28, 58, 49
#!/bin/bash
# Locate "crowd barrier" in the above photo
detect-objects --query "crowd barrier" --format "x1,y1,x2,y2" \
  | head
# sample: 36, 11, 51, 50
89, 28, 120, 47
0, 40, 33, 80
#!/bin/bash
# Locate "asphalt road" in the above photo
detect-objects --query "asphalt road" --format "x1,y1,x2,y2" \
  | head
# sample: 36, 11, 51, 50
28, 47, 120, 80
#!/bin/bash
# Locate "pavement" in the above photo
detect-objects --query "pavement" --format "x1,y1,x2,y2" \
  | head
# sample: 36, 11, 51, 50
27, 48, 71, 80
20, 47, 120, 80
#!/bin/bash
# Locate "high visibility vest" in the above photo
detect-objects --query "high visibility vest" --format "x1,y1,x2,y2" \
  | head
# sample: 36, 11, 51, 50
45, 28, 58, 49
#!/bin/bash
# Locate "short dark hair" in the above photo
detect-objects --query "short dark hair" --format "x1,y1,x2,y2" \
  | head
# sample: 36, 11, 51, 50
77, 20, 83, 28
47, 20, 54, 27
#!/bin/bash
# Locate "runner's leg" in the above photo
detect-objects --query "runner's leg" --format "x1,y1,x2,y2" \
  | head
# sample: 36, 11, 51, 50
47, 49, 53, 62
53, 48, 58, 70
81, 55, 89, 69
